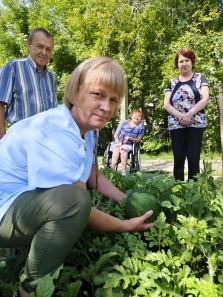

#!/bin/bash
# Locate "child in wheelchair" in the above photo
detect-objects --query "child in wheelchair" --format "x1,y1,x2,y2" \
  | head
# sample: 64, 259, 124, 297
109, 110, 144, 175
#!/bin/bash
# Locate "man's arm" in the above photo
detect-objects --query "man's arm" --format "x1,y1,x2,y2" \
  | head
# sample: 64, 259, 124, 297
0, 102, 6, 139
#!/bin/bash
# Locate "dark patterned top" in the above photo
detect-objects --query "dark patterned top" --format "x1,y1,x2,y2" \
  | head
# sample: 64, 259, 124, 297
165, 73, 209, 130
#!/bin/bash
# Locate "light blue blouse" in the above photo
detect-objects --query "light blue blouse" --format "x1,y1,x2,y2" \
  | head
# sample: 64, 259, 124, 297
0, 104, 96, 222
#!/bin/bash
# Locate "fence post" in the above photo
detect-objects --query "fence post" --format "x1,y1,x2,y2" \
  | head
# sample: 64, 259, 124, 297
120, 78, 128, 121
218, 83, 223, 176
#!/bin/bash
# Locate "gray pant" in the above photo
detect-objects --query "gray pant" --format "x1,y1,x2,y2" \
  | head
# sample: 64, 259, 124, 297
0, 184, 92, 293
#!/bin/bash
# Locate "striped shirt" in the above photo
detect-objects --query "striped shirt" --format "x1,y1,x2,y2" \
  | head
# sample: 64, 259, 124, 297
0, 55, 57, 124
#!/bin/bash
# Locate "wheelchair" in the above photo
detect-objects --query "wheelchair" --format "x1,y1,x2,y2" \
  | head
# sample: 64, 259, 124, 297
104, 140, 142, 173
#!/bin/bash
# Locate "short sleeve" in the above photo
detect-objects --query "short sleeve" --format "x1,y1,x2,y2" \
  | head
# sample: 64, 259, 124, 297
201, 74, 209, 87
116, 120, 125, 134
138, 121, 145, 137
164, 81, 172, 93
0, 61, 14, 104
48, 71, 58, 107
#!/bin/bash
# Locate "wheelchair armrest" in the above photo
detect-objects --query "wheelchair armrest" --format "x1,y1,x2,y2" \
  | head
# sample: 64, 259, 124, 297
106, 142, 112, 152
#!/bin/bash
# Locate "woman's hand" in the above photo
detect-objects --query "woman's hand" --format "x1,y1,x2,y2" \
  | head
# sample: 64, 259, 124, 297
87, 208, 156, 233
123, 136, 130, 143
123, 210, 156, 232
179, 113, 193, 126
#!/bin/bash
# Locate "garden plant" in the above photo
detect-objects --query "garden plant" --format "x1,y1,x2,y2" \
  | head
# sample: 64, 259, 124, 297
1, 161, 223, 297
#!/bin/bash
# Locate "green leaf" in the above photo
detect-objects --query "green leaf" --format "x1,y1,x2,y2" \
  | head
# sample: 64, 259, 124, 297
36, 274, 55, 297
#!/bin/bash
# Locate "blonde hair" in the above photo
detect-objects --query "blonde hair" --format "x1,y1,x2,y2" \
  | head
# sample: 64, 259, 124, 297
64, 57, 126, 112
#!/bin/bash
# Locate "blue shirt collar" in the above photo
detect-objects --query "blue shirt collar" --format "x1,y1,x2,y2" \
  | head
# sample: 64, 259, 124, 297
28, 55, 48, 74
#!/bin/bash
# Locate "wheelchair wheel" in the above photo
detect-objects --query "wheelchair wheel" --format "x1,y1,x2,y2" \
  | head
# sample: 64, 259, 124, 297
136, 146, 142, 171
104, 143, 111, 168
130, 145, 141, 173
130, 161, 136, 173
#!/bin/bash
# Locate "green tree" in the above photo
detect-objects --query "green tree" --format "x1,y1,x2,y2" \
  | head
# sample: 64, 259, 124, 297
0, 0, 223, 153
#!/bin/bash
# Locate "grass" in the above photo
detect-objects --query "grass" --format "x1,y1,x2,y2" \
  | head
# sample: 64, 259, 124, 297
139, 151, 223, 162
139, 152, 173, 161
98, 151, 223, 163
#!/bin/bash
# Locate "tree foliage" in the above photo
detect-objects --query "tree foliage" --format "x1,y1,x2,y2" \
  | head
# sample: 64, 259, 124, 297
0, 0, 223, 154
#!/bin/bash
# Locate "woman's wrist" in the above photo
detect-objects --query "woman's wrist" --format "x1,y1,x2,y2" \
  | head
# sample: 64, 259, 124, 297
187, 109, 194, 117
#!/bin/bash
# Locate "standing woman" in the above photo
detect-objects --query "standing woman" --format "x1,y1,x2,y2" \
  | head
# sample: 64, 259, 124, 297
164, 49, 209, 181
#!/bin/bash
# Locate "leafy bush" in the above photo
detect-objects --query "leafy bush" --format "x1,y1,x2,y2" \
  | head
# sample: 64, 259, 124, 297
1, 162, 223, 296
141, 134, 170, 154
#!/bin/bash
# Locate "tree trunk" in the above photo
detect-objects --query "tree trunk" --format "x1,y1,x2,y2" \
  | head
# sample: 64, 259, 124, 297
218, 83, 223, 176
